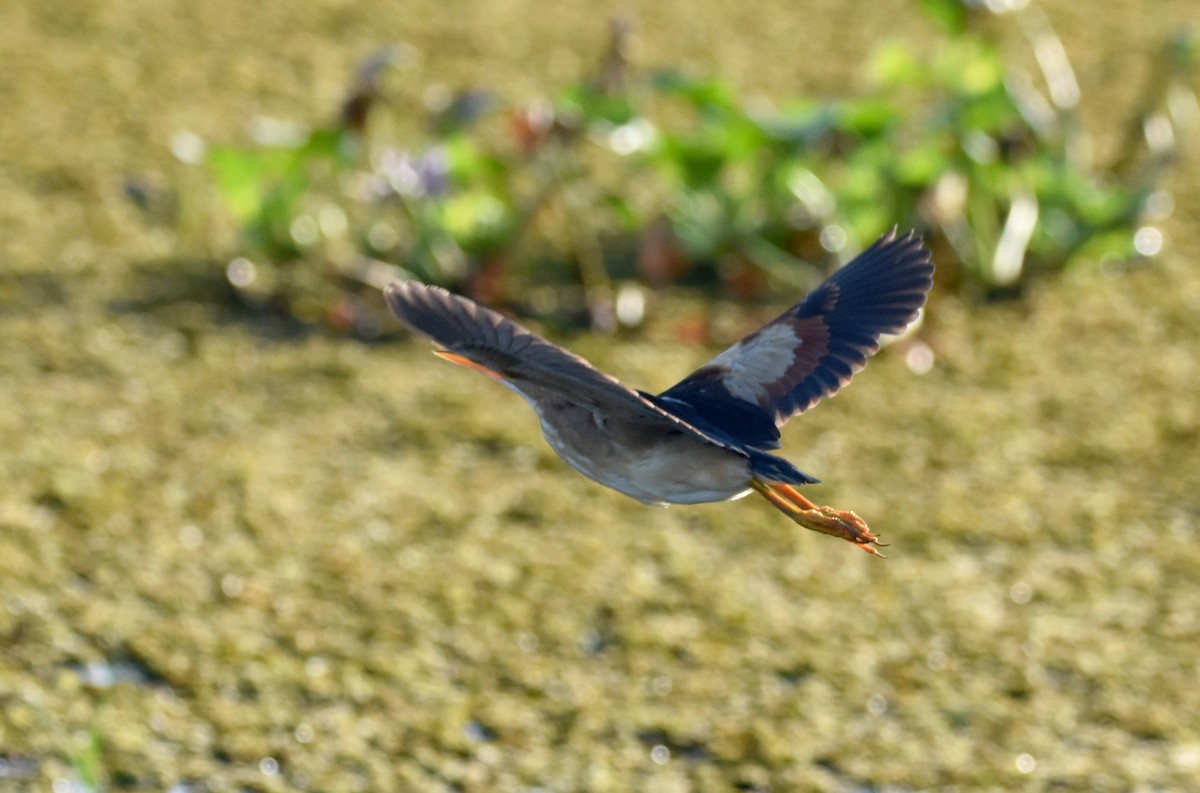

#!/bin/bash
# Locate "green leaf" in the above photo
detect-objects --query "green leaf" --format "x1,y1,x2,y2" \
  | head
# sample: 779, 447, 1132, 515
1068, 228, 1135, 262
897, 141, 953, 185
603, 193, 639, 230
651, 71, 737, 112
654, 135, 726, 189
206, 146, 300, 223
920, 0, 969, 35
870, 40, 924, 88
301, 127, 350, 161
557, 83, 636, 126
716, 114, 769, 161
439, 190, 512, 250
938, 40, 1005, 96
443, 135, 503, 186
959, 88, 1022, 133
835, 98, 900, 136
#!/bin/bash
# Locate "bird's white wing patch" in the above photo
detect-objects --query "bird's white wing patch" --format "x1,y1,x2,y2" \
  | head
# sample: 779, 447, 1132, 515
707, 323, 802, 405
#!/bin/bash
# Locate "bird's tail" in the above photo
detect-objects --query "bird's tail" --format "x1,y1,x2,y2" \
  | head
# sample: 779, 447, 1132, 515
749, 452, 819, 486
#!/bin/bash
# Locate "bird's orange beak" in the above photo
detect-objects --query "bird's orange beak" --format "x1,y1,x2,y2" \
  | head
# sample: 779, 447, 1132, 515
433, 350, 504, 381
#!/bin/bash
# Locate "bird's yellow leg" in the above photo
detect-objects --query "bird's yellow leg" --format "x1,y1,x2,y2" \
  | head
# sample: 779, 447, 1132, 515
750, 479, 885, 556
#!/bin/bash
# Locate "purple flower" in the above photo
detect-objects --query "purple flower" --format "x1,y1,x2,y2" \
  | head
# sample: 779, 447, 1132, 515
378, 146, 450, 198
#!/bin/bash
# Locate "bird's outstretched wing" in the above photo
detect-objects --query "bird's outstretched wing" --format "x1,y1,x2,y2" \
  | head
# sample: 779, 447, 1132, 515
655, 229, 934, 450
384, 281, 741, 448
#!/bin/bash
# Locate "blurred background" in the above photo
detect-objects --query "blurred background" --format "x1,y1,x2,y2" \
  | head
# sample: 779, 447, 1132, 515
1, 0, 1198, 790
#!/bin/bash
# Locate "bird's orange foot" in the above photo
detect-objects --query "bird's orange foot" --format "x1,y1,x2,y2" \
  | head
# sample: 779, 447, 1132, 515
751, 480, 886, 556
804, 504, 883, 554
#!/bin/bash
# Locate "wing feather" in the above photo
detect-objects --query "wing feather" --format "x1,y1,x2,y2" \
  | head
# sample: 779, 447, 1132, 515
383, 281, 745, 452
659, 229, 934, 449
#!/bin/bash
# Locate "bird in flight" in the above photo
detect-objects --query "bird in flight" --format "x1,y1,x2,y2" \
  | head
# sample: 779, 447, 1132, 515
384, 229, 933, 555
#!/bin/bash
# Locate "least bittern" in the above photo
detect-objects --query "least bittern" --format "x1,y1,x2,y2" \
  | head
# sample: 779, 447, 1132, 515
385, 229, 933, 555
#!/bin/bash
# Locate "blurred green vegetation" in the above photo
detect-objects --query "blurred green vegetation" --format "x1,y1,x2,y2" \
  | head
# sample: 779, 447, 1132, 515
138, 1, 1195, 335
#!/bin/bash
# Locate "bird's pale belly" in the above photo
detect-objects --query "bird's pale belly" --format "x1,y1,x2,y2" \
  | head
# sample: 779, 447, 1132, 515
535, 410, 753, 506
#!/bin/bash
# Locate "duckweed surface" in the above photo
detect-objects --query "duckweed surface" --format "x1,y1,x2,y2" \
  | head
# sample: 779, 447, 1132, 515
2, 1, 1198, 790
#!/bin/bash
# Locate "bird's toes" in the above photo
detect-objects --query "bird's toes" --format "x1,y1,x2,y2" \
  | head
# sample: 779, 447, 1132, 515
817, 506, 886, 554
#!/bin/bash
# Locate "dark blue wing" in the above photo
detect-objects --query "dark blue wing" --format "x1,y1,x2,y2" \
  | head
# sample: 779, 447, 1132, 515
658, 229, 934, 449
